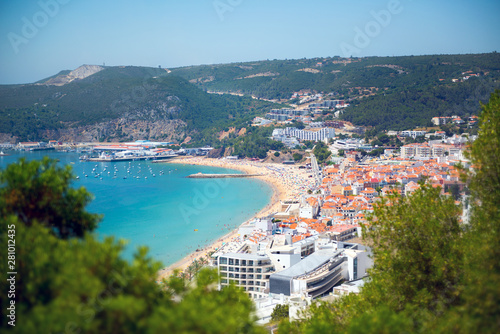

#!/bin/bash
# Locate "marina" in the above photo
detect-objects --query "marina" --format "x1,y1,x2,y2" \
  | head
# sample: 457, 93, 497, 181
84, 154, 178, 162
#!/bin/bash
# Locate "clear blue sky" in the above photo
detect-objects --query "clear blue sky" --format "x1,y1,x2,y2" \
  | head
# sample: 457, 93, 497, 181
1, 0, 499, 84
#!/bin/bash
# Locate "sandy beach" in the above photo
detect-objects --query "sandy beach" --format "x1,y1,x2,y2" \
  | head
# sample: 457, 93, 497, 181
156, 156, 315, 280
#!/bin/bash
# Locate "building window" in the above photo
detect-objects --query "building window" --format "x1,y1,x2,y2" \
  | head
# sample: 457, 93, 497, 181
220, 258, 227, 265
228, 259, 234, 265
353, 257, 358, 280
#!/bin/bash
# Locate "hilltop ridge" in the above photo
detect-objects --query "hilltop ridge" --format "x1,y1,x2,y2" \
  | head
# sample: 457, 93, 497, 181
1, 53, 499, 143
41, 65, 105, 86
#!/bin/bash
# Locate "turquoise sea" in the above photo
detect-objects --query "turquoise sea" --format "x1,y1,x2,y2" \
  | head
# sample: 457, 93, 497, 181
0, 151, 273, 266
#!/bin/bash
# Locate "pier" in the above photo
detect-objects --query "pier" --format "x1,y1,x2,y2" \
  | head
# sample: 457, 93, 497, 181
187, 173, 263, 179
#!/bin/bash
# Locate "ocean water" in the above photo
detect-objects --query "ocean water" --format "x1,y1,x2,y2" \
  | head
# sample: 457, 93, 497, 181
0, 151, 273, 266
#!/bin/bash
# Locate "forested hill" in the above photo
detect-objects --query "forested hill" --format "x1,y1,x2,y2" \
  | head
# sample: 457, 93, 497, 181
2, 53, 499, 142
0, 66, 274, 142
170, 53, 500, 131
170, 53, 500, 100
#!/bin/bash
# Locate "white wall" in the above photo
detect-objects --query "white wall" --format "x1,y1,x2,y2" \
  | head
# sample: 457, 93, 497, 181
300, 206, 314, 219
269, 253, 301, 271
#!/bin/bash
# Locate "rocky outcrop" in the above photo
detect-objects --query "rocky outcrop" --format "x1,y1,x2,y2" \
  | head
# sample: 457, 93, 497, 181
263, 152, 294, 163
223, 147, 234, 157
0, 133, 18, 144
40, 119, 186, 143
43, 65, 104, 86
207, 147, 225, 158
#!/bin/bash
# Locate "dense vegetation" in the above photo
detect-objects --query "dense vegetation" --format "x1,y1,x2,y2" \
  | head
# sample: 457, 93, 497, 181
171, 53, 500, 132
343, 75, 498, 132
173, 53, 500, 99
221, 126, 284, 159
313, 142, 332, 164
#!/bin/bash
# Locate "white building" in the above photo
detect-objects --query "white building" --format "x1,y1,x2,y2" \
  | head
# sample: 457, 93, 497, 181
343, 248, 373, 281
273, 127, 335, 146
217, 253, 275, 299
269, 252, 345, 299
400, 130, 427, 139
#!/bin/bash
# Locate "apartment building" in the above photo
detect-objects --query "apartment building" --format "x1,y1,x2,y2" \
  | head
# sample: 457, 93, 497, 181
217, 253, 276, 299
283, 127, 336, 142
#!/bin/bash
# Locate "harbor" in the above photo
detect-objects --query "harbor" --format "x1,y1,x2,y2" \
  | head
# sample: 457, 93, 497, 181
84, 154, 178, 162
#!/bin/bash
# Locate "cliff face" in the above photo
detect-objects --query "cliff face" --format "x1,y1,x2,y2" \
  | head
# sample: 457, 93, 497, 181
0, 133, 17, 143
38, 119, 187, 143
43, 65, 104, 86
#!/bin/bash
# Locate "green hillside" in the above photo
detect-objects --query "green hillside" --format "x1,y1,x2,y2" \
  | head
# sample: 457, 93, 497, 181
170, 53, 500, 131
0, 66, 274, 141
1, 53, 499, 142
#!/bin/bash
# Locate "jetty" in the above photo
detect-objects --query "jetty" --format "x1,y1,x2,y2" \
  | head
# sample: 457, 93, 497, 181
187, 172, 263, 179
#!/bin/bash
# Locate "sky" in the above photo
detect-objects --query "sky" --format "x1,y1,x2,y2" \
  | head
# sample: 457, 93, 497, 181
0, 0, 499, 84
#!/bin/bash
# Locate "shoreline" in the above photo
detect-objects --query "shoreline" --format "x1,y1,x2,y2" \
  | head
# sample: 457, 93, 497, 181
156, 157, 311, 280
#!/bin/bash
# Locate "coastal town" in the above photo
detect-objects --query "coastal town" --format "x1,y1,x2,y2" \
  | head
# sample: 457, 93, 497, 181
158, 131, 470, 324
0, 111, 473, 324
2, 0, 498, 330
